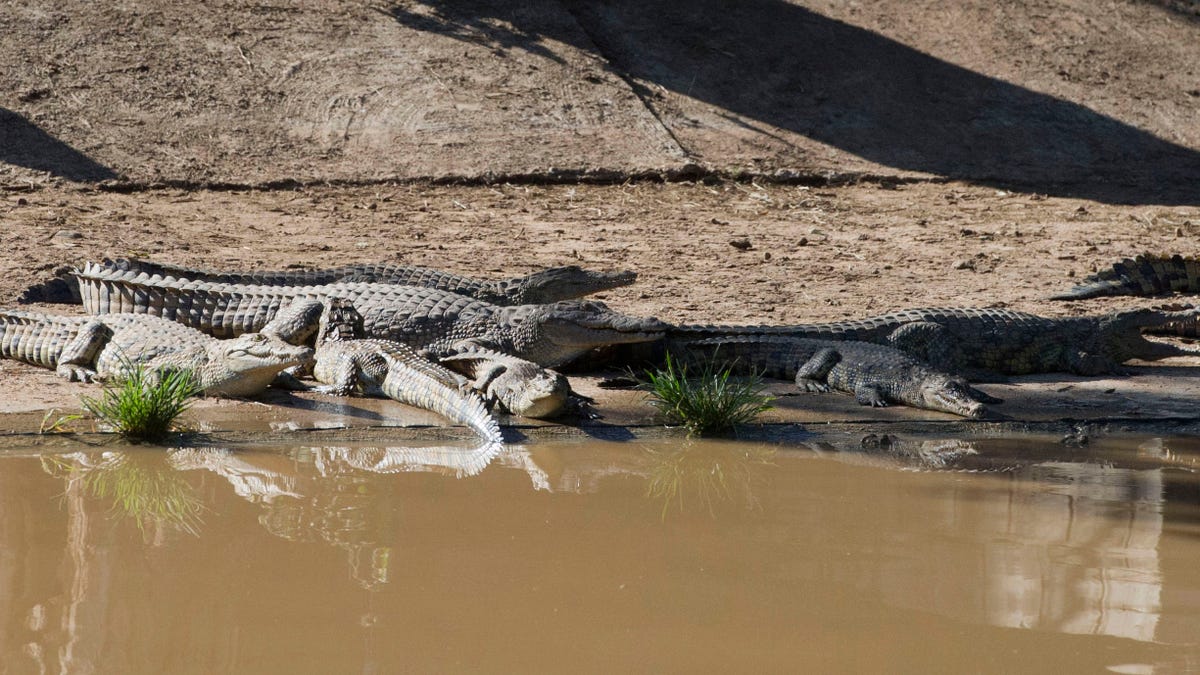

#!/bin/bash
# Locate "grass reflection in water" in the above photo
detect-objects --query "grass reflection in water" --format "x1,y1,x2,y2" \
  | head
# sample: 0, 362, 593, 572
43, 451, 206, 538
644, 441, 777, 518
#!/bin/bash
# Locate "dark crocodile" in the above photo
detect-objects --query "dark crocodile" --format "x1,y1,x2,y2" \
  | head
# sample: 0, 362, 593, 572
1050, 254, 1200, 300
75, 263, 667, 368
0, 308, 312, 397
586, 306, 1200, 381
675, 335, 1000, 417
21, 257, 636, 306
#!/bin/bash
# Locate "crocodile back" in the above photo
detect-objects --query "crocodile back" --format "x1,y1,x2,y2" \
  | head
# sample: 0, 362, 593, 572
75, 263, 498, 343
97, 258, 491, 299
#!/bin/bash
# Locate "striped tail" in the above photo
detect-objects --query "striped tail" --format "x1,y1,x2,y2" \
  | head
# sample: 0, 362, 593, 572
0, 310, 79, 368
378, 347, 504, 446
1050, 254, 1200, 300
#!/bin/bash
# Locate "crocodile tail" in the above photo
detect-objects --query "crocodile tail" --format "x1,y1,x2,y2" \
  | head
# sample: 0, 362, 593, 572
379, 348, 504, 446
1050, 254, 1200, 300
0, 310, 79, 368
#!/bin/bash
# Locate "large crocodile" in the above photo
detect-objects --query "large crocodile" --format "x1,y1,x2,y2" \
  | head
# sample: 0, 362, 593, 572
591, 306, 1200, 381
22, 257, 636, 306
675, 336, 1000, 417
305, 300, 504, 445
74, 263, 667, 368
0, 309, 312, 397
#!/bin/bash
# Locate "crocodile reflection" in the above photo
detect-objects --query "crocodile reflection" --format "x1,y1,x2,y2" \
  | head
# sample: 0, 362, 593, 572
168, 443, 515, 589
26, 436, 1195, 646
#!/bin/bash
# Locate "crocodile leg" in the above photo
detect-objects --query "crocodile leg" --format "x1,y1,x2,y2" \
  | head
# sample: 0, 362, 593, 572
852, 384, 889, 407
794, 347, 841, 393
55, 320, 113, 382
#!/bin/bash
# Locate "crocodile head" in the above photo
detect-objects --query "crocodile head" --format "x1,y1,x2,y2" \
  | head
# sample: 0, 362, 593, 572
199, 332, 314, 397
490, 363, 571, 418
1100, 307, 1200, 363
500, 300, 667, 367
915, 374, 989, 419
494, 266, 638, 304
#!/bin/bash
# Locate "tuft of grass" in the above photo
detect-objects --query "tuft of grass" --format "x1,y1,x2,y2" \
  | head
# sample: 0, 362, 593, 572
81, 362, 200, 443
643, 352, 774, 436
38, 408, 83, 434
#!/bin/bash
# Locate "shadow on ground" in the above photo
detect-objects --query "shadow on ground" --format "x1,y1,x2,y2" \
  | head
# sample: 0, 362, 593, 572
1, 108, 118, 182
391, 0, 1200, 205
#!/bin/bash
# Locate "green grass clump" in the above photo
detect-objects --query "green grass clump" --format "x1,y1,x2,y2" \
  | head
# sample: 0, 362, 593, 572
81, 363, 200, 443
643, 352, 774, 436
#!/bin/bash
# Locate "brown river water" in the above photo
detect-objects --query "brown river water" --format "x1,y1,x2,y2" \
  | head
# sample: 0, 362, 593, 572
2, 434, 1199, 673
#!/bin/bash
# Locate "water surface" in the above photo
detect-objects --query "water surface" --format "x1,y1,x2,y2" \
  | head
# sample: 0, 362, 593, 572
2, 435, 1199, 673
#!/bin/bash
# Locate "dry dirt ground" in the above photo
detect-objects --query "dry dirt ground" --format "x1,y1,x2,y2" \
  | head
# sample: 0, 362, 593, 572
1, 1, 1199, 430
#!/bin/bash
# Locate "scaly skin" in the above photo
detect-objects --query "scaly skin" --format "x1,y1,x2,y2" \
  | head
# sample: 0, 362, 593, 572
306, 296, 500, 444
75, 263, 667, 367
1049, 253, 1200, 300
668, 306, 1200, 380
35, 257, 636, 306
438, 346, 571, 419
312, 338, 503, 445
0, 309, 312, 397
310, 298, 567, 420
676, 336, 998, 418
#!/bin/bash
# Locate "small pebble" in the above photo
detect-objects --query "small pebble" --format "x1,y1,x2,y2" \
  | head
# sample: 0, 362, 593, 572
729, 238, 752, 250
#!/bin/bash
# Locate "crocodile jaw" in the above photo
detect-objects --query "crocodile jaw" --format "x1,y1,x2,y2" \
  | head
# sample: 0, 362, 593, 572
200, 336, 313, 397
920, 377, 988, 419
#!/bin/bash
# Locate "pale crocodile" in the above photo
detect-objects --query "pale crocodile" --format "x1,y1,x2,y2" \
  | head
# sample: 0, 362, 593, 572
439, 346, 571, 419
305, 298, 503, 444
74, 262, 667, 368
22, 257, 636, 306
0, 309, 312, 397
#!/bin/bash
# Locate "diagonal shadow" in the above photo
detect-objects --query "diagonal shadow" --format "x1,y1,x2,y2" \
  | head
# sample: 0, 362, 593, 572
389, 0, 1200, 205
0, 108, 118, 182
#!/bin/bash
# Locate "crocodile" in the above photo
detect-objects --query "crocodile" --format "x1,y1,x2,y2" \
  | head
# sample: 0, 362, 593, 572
674, 336, 1000, 418
287, 297, 569, 419
0, 308, 312, 397
1050, 254, 1200, 300
303, 298, 503, 444
438, 346, 571, 419
22, 257, 636, 306
587, 306, 1200, 381
74, 262, 668, 368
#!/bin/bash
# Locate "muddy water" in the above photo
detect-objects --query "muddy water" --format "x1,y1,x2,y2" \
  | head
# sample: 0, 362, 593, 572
2, 436, 1200, 673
